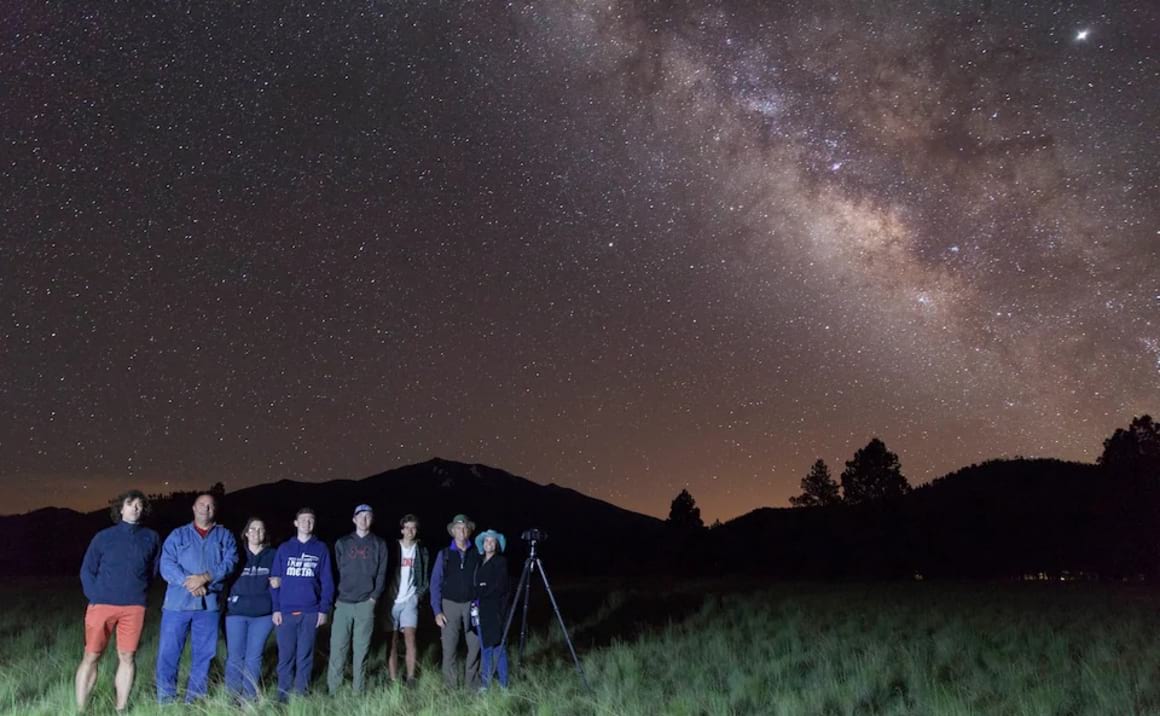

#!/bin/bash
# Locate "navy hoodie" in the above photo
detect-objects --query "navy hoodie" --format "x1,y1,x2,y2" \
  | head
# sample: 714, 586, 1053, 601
271, 536, 335, 614
225, 546, 275, 617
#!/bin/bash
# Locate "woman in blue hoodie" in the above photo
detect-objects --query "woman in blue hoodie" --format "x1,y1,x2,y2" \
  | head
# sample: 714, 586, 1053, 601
224, 517, 275, 700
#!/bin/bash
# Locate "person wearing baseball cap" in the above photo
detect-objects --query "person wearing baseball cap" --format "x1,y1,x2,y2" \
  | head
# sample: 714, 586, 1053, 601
326, 504, 387, 695
430, 513, 482, 689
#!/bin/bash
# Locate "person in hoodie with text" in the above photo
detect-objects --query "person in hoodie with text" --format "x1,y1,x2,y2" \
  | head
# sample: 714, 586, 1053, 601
271, 507, 334, 702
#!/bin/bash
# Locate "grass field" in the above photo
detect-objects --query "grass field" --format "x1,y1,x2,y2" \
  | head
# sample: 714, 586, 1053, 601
2, 578, 1158, 715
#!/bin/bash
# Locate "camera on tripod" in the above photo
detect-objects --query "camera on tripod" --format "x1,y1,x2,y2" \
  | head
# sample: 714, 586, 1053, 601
501, 526, 588, 691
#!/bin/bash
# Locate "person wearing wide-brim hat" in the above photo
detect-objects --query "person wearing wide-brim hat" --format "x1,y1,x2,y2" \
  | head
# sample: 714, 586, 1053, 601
473, 529, 511, 689
430, 514, 482, 690
473, 530, 506, 555
446, 514, 476, 536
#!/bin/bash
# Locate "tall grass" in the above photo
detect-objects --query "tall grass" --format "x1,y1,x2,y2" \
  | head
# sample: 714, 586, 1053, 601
2, 578, 1157, 715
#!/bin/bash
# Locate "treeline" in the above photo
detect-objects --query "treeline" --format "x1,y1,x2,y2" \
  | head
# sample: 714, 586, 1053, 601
665, 415, 1160, 580
785, 415, 1159, 509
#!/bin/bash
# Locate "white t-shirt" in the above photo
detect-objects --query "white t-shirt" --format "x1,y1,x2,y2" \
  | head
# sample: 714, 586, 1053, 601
395, 542, 417, 603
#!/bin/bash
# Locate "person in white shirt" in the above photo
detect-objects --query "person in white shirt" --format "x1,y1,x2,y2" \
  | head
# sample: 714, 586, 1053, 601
386, 514, 429, 684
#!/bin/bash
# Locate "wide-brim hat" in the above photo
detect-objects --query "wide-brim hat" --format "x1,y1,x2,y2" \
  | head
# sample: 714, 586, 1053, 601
446, 513, 476, 536
475, 529, 506, 554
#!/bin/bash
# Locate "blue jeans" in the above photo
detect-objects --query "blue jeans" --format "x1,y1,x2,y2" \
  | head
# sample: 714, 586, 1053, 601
480, 645, 509, 688
225, 614, 274, 699
156, 609, 219, 703
275, 612, 318, 700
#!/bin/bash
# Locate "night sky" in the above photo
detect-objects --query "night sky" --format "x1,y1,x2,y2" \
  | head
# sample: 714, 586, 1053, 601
2, 1, 1157, 521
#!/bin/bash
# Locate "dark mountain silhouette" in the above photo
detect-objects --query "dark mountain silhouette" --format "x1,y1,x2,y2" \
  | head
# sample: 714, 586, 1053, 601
0, 506, 110, 575
903, 458, 1108, 578
3, 456, 1154, 580
0, 458, 667, 577
707, 458, 1155, 580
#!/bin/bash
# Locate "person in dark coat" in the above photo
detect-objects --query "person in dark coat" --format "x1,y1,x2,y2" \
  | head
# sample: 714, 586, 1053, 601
473, 529, 511, 689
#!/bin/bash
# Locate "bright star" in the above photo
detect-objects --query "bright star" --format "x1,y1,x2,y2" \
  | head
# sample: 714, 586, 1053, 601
1075, 29, 1090, 41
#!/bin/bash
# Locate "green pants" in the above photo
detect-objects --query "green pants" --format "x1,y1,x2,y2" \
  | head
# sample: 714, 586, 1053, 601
327, 599, 376, 693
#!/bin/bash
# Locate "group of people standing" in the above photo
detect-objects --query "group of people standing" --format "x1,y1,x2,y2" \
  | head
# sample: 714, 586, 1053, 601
76, 489, 511, 711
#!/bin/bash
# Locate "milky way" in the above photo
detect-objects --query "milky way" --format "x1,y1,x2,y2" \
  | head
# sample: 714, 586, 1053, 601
2, 1, 1157, 520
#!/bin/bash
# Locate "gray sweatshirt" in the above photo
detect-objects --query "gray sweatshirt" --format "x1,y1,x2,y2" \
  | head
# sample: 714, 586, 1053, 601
333, 531, 388, 603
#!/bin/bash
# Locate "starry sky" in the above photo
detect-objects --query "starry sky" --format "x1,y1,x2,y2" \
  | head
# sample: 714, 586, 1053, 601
2, 1, 1157, 521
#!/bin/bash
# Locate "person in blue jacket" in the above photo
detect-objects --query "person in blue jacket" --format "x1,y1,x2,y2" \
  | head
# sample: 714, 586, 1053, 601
224, 517, 275, 701
155, 493, 238, 704
271, 507, 334, 702
75, 489, 160, 713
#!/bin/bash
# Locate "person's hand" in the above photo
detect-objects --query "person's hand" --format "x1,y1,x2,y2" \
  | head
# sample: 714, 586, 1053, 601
435, 613, 447, 628
183, 573, 210, 591
272, 611, 283, 626
190, 586, 207, 597
269, 577, 281, 588
317, 612, 328, 627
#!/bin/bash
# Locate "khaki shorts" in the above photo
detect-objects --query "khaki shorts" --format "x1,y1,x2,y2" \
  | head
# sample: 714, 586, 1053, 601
391, 594, 419, 630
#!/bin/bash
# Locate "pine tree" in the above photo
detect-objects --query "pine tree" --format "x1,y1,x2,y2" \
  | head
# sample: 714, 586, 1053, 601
790, 459, 842, 507
1099, 415, 1160, 480
840, 438, 911, 505
667, 489, 704, 530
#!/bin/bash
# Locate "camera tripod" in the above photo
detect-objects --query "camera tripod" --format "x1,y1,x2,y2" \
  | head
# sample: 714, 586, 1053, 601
495, 535, 590, 691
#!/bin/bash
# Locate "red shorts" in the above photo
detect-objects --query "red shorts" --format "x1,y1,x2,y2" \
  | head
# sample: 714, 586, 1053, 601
84, 604, 146, 654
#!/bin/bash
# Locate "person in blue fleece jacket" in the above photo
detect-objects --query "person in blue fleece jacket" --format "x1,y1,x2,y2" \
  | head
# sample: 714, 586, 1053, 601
155, 492, 238, 704
75, 489, 160, 713
271, 507, 334, 701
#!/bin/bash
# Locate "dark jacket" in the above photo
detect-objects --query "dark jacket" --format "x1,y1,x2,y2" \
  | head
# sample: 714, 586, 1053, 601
79, 521, 160, 607
386, 539, 430, 602
225, 546, 275, 617
430, 539, 482, 611
333, 531, 388, 604
474, 553, 510, 648
271, 536, 335, 614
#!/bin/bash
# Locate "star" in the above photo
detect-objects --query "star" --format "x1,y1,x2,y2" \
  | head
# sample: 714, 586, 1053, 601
0, 0, 1154, 523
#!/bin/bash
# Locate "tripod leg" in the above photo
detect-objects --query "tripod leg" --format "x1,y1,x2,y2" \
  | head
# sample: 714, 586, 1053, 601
518, 560, 534, 659
499, 556, 533, 651
534, 558, 592, 693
